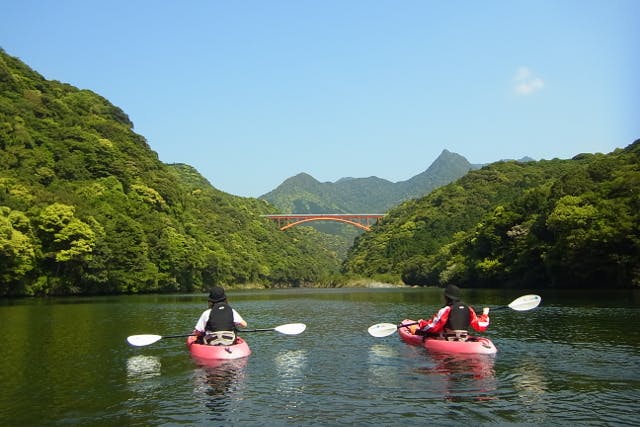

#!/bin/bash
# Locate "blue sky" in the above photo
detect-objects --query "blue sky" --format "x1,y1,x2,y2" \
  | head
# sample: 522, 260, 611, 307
2, 1, 638, 197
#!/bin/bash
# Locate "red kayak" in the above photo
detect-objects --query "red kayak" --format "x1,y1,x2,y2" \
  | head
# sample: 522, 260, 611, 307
398, 319, 497, 355
186, 336, 252, 360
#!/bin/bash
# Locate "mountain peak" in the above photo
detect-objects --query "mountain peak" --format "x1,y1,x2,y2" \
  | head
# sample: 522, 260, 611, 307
289, 172, 317, 181
260, 149, 478, 213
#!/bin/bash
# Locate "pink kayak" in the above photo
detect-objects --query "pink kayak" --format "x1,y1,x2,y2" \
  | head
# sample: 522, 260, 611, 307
398, 319, 497, 355
186, 336, 252, 360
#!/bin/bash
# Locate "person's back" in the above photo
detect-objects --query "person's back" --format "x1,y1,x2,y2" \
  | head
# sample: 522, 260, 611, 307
193, 286, 248, 345
445, 300, 471, 331
205, 300, 236, 345
417, 284, 490, 339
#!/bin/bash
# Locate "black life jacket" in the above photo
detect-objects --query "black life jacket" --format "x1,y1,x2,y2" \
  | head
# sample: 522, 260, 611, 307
205, 302, 235, 332
445, 301, 471, 330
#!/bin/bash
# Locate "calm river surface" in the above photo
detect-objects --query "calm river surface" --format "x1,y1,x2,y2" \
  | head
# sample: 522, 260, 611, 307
1, 287, 639, 426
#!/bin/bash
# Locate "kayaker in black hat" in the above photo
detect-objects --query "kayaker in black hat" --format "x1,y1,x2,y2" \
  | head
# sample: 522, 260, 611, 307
192, 285, 248, 345
415, 284, 490, 340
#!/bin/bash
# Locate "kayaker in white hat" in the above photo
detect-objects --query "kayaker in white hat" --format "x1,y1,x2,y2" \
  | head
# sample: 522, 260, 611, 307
192, 285, 248, 345
415, 284, 490, 341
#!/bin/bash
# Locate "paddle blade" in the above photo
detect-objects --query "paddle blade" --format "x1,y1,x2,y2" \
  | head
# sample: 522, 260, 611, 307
508, 294, 542, 311
126, 334, 162, 347
274, 323, 306, 335
368, 323, 398, 338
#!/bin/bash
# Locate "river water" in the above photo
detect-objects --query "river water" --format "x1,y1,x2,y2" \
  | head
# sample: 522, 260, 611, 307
1, 287, 638, 426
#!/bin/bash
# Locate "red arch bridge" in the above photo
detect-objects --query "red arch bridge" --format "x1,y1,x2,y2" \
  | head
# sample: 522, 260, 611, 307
261, 213, 385, 231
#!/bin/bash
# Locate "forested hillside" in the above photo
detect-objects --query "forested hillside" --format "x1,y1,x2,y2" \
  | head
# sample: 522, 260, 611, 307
343, 143, 640, 289
0, 49, 341, 296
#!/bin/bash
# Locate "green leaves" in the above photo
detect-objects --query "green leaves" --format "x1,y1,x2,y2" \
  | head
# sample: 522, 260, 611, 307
345, 143, 640, 289
0, 207, 37, 288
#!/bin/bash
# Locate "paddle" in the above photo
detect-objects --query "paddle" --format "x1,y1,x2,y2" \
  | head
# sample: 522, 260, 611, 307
126, 322, 307, 347
239, 323, 307, 335
127, 333, 195, 347
490, 294, 541, 312
367, 294, 542, 338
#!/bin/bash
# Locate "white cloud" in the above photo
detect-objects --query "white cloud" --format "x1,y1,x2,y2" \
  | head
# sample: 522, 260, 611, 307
513, 66, 544, 95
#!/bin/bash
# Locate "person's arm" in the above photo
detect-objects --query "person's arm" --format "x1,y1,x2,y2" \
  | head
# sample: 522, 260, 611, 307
193, 309, 209, 335
469, 307, 490, 332
417, 306, 449, 334
233, 309, 247, 328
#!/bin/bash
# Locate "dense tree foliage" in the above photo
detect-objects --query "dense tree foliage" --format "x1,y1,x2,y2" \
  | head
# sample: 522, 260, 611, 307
0, 49, 340, 296
343, 143, 640, 289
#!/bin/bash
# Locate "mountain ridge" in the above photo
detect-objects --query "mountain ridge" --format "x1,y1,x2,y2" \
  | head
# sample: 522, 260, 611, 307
259, 149, 481, 213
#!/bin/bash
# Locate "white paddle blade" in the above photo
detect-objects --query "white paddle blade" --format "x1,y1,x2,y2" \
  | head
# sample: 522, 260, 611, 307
508, 294, 542, 311
127, 334, 162, 347
368, 323, 398, 338
274, 323, 306, 335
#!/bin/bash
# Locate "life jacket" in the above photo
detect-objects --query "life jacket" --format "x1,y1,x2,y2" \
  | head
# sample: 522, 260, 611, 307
445, 301, 470, 331
205, 302, 235, 332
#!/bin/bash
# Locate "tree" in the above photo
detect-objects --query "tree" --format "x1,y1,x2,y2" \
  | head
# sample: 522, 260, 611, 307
0, 207, 37, 294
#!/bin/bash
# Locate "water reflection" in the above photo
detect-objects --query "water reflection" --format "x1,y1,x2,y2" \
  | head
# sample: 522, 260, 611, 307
368, 343, 399, 359
415, 352, 497, 400
190, 354, 248, 369
192, 358, 249, 420
511, 358, 549, 401
126, 354, 163, 404
274, 349, 308, 389
270, 349, 308, 415
126, 355, 161, 380
367, 343, 403, 388
430, 353, 496, 380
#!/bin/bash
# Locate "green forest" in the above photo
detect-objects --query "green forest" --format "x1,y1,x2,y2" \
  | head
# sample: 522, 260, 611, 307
343, 143, 640, 289
1, 48, 638, 296
0, 49, 341, 296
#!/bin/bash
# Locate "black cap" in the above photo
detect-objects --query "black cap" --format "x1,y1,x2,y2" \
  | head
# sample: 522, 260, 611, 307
208, 286, 227, 303
444, 284, 461, 300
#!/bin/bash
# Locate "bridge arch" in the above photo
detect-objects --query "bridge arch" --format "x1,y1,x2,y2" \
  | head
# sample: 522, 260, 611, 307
261, 214, 384, 231
280, 217, 371, 231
